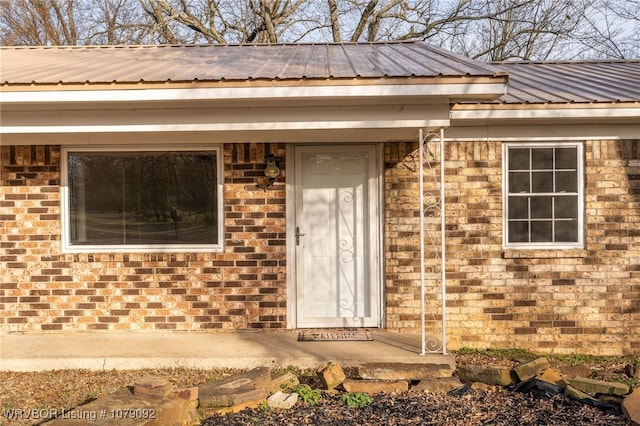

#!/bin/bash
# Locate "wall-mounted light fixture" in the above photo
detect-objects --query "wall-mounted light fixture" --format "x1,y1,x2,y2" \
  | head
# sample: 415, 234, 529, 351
261, 153, 280, 190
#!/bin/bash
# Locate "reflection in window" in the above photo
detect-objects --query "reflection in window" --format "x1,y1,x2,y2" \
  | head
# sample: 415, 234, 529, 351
505, 144, 582, 247
65, 149, 221, 249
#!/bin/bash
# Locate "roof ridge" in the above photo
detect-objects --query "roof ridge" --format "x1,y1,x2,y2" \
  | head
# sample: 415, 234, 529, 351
491, 59, 640, 65
0, 41, 422, 50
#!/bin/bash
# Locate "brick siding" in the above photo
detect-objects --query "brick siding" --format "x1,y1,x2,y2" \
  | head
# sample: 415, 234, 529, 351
2, 140, 639, 355
384, 140, 640, 355
0, 143, 287, 332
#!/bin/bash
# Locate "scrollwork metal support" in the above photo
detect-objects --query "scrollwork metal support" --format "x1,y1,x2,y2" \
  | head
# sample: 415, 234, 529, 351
419, 128, 447, 355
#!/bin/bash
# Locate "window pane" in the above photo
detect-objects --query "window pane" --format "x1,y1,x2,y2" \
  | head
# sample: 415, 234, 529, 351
509, 172, 530, 193
530, 196, 552, 219
508, 197, 528, 219
69, 151, 218, 246
555, 196, 578, 219
509, 149, 530, 170
555, 219, 578, 242
531, 221, 553, 242
508, 222, 529, 242
532, 148, 553, 169
555, 171, 577, 192
505, 144, 582, 247
531, 171, 553, 192
555, 147, 577, 169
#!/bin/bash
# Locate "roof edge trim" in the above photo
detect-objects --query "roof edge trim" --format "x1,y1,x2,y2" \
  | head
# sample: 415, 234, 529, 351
450, 105, 640, 121
1, 83, 507, 104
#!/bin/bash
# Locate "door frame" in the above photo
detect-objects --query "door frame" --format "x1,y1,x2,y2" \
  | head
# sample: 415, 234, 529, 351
285, 143, 385, 329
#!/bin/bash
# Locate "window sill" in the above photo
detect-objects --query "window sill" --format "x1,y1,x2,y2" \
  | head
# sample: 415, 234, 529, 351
502, 249, 587, 259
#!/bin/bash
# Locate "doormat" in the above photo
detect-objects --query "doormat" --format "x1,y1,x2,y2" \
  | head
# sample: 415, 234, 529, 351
298, 331, 373, 342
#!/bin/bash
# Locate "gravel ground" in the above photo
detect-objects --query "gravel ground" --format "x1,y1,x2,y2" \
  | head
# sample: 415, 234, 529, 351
202, 389, 630, 426
0, 353, 635, 426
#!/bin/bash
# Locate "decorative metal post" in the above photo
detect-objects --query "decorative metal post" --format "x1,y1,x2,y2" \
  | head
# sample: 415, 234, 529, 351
419, 129, 426, 355
418, 128, 447, 355
440, 127, 447, 355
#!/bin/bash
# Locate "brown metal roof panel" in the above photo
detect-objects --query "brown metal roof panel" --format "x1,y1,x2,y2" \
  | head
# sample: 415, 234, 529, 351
528, 63, 639, 101
360, 44, 406, 76
304, 44, 332, 78
494, 61, 640, 104
326, 45, 358, 78
381, 43, 435, 76
339, 44, 387, 78
232, 45, 291, 80
502, 66, 597, 103
417, 43, 505, 76
1, 42, 507, 85
271, 44, 301, 77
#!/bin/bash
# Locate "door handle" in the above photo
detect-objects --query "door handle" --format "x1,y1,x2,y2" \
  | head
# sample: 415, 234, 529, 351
295, 226, 306, 246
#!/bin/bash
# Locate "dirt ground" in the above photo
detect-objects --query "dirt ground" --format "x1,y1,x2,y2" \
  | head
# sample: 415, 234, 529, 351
0, 350, 636, 425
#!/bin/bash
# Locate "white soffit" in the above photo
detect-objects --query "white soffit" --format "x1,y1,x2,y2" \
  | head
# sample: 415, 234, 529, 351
0, 102, 451, 143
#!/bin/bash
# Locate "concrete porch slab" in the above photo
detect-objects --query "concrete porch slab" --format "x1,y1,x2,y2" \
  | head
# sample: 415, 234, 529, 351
0, 331, 454, 372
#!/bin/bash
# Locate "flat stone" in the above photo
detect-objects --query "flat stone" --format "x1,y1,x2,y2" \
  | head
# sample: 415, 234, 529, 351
538, 368, 567, 387
47, 386, 198, 426
342, 378, 408, 394
133, 376, 174, 399
565, 384, 598, 402
358, 363, 453, 381
271, 371, 300, 392
560, 364, 591, 378
173, 387, 198, 401
267, 391, 298, 409
317, 364, 346, 390
457, 365, 516, 386
622, 388, 640, 425
198, 367, 271, 410
513, 358, 550, 382
566, 377, 630, 397
412, 377, 464, 394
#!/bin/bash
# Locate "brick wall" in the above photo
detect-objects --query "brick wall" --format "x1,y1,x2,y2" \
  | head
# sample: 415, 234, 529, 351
3, 140, 639, 355
384, 139, 640, 355
0, 143, 287, 332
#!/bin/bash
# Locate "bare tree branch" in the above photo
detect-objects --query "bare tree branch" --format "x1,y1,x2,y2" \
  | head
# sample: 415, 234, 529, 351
1, 0, 637, 59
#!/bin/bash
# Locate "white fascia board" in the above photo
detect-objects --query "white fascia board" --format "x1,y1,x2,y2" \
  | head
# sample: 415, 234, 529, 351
445, 123, 640, 141
0, 82, 506, 104
0, 119, 450, 134
450, 105, 640, 121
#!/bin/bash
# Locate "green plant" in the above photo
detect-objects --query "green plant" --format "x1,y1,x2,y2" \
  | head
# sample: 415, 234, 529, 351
293, 384, 321, 405
550, 353, 609, 366
457, 346, 477, 355
483, 348, 538, 361
257, 399, 270, 414
455, 347, 538, 361
280, 376, 298, 390
341, 392, 373, 408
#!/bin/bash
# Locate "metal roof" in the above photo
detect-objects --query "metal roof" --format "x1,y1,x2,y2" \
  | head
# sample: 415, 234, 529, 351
0, 41, 503, 84
491, 60, 640, 104
1, 42, 639, 106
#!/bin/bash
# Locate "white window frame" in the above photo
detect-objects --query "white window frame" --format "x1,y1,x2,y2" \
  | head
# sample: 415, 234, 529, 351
502, 142, 584, 250
61, 145, 224, 253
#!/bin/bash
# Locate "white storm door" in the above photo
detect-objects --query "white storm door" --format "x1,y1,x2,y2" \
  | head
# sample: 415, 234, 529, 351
294, 145, 379, 328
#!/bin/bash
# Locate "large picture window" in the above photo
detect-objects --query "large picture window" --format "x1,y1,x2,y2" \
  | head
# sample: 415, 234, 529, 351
504, 143, 583, 248
62, 146, 223, 252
